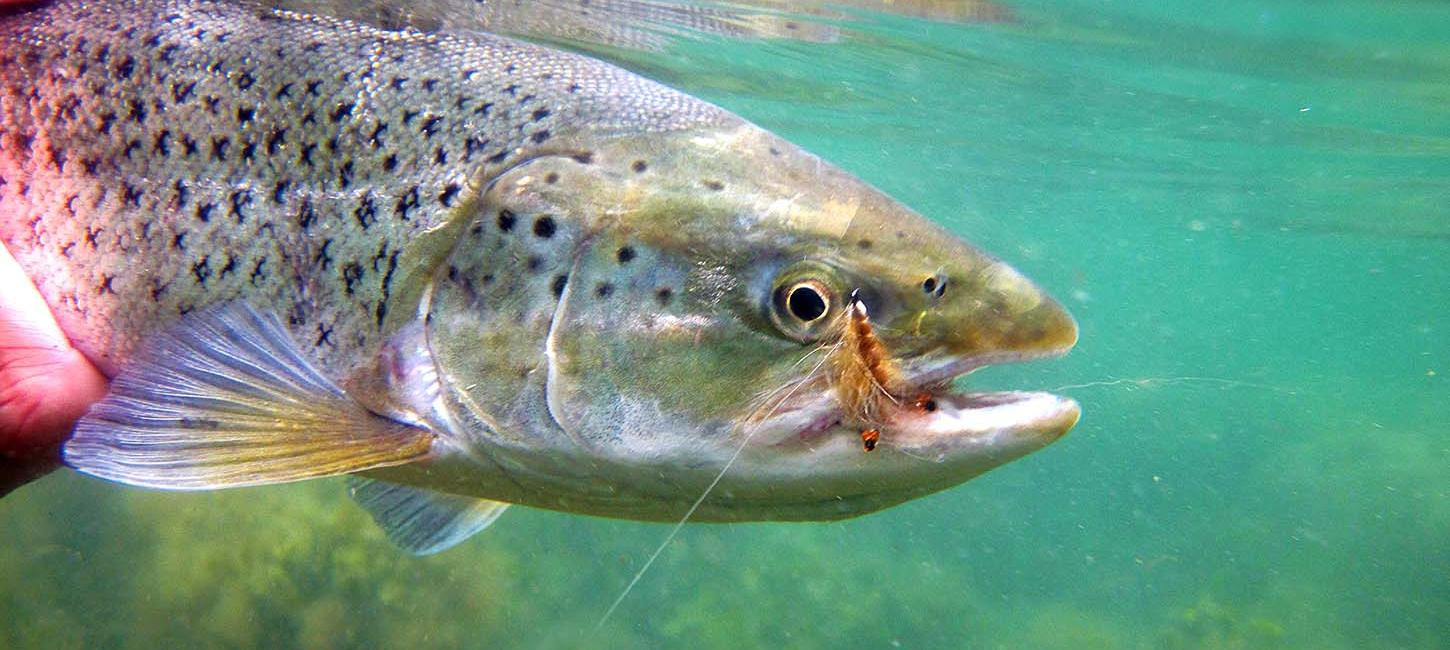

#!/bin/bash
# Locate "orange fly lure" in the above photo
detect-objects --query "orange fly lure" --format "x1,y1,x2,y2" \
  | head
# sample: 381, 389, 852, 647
829, 290, 909, 447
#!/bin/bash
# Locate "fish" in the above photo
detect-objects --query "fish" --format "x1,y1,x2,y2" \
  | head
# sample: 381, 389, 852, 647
0, 0, 1079, 554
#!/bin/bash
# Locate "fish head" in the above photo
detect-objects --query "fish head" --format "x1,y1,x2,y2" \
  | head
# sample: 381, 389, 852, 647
423, 121, 1078, 521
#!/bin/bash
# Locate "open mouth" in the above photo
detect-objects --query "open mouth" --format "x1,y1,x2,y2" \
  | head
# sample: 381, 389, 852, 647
756, 350, 1079, 452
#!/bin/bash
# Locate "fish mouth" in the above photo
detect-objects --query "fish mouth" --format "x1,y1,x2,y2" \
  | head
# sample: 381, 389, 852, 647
755, 348, 1080, 454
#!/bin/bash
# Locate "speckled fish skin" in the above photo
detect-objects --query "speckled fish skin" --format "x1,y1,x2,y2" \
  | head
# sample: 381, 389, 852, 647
0, 0, 729, 377
0, 0, 1080, 523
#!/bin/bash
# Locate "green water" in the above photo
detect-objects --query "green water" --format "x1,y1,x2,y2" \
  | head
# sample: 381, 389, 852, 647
3, 1, 1447, 647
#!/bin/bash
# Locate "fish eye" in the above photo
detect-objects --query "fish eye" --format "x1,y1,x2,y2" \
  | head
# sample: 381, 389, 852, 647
768, 263, 844, 343
786, 281, 830, 323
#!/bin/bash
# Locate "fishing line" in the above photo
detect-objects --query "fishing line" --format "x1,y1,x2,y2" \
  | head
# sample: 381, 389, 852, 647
1049, 376, 1294, 395
593, 351, 833, 632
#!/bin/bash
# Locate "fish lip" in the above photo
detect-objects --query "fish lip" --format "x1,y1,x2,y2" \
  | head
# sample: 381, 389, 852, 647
758, 345, 1078, 448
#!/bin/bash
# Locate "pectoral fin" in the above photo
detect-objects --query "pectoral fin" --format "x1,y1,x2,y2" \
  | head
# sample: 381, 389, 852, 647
348, 478, 509, 555
64, 303, 433, 490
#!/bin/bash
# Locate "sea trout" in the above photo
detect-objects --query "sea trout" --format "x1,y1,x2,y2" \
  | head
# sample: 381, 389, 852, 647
0, 0, 1078, 554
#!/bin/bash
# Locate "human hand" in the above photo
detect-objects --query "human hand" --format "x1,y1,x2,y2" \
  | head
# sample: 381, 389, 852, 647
0, 242, 110, 497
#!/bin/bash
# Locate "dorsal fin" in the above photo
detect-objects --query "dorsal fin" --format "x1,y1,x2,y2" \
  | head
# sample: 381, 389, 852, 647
258, 0, 845, 52
348, 477, 509, 555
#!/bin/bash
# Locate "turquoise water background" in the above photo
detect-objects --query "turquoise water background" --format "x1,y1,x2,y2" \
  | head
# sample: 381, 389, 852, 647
3, 1, 1447, 647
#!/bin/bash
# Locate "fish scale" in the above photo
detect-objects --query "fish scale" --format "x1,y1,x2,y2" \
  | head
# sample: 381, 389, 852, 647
0, 0, 728, 376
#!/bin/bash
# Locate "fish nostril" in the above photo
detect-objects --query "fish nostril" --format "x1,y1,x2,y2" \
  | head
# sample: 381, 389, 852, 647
922, 274, 948, 298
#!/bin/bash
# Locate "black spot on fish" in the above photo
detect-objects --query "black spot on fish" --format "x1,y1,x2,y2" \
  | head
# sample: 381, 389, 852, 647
173, 179, 189, 208
337, 160, 354, 188
172, 81, 195, 103
315, 321, 334, 347
498, 210, 517, 232
434, 147, 448, 165
314, 239, 333, 270
473, 102, 493, 117
153, 130, 172, 156
487, 150, 509, 165
617, 247, 636, 264
204, 96, 220, 114
172, 232, 187, 251
236, 70, 254, 90
354, 194, 377, 230
526, 256, 543, 272
229, 189, 251, 224
296, 200, 317, 229
567, 83, 581, 93
195, 202, 214, 223
301, 142, 317, 166
219, 256, 236, 279
182, 136, 198, 157
211, 136, 230, 161
237, 106, 255, 125
656, 287, 674, 305
342, 262, 365, 296
857, 239, 873, 250
250, 257, 268, 285
533, 216, 556, 239
369, 122, 388, 148
98, 274, 117, 296
422, 78, 439, 92
193, 256, 211, 285
531, 108, 551, 121
545, 172, 559, 184
421, 115, 443, 138
439, 183, 461, 207
382, 154, 397, 171
769, 147, 781, 156
115, 55, 135, 78
240, 141, 256, 162
402, 109, 419, 125
331, 102, 354, 123
703, 180, 724, 191
551, 274, 568, 298
127, 99, 147, 124
394, 186, 420, 220
266, 128, 287, 155
158, 44, 179, 64
595, 283, 613, 298
98, 112, 116, 134
275, 82, 293, 100
122, 183, 143, 207
572, 152, 594, 164
123, 139, 141, 159
84, 225, 102, 248
530, 130, 551, 144
306, 80, 323, 96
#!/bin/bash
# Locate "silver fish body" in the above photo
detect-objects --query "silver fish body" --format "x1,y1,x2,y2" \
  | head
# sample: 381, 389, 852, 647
0, 0, 1079, 551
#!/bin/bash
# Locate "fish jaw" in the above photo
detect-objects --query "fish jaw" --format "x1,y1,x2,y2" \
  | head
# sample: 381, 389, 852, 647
676, 330, 1079, 522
